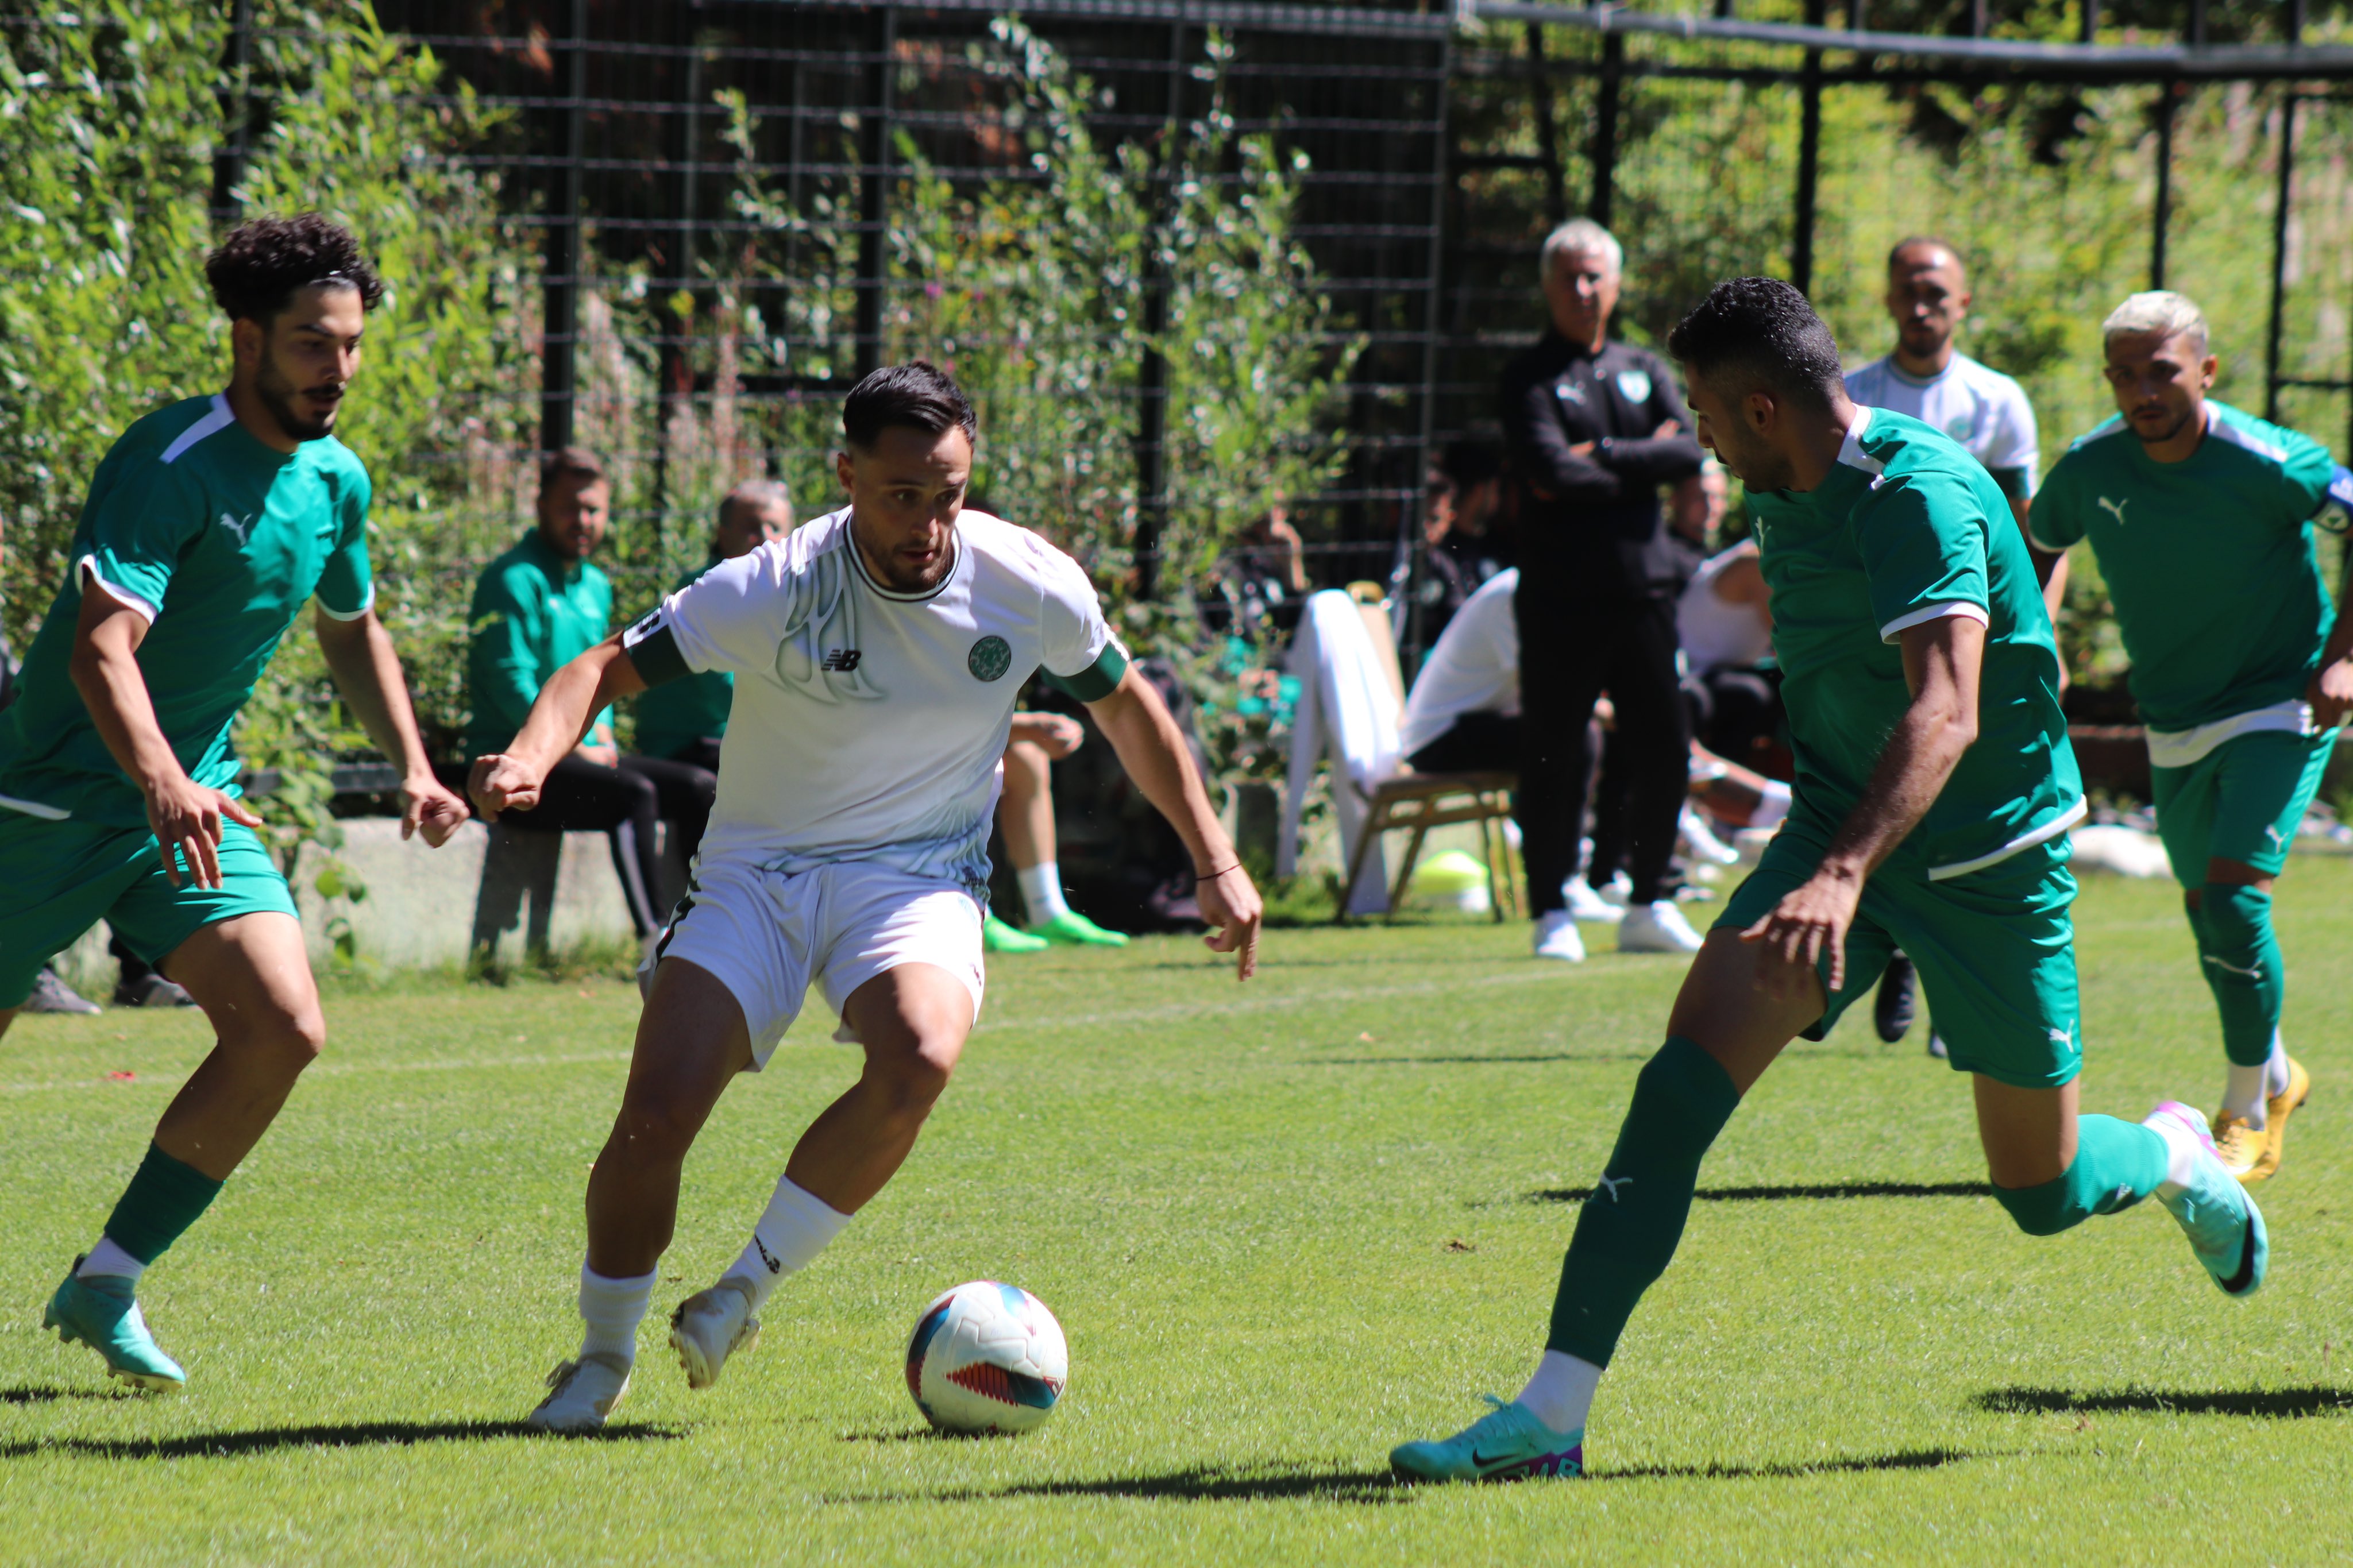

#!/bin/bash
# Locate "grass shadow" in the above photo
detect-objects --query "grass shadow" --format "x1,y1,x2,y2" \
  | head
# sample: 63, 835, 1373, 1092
1974, 1387, 2353, 1419
0, 1418, 686, 1460
1532, 1181, 1994, 1204
0, 1385, 129, 1407
1592, 1447, 1983, 1482
1320, 1052, 1657, 1067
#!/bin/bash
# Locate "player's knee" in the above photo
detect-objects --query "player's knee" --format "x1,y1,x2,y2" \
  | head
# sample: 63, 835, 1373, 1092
871, 1038, 957, 1120
256, 1001, 328, 1075
2198, 880, 2273, 960
1001, 740, 1048, 795
614, 1084, 707, 1160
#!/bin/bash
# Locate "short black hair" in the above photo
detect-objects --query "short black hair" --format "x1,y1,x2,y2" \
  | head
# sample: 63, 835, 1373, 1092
205, 213, 385, 326
842, 361, 978, 451
539, 446, 607, 491
1437, 439, 1500, 491
1665, 277, 1845, 416
1887, 234, 1962, 272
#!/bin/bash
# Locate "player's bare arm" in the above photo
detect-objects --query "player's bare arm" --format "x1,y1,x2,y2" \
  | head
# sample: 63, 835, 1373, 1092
1008, 710, 1084, 759
1742, 612, 1982, 998
67, 581, 262, 891
313, 606, 469, 845
1082, 667, 1263, 980
2305, 597, 2353, 730
468, 634, 647, 818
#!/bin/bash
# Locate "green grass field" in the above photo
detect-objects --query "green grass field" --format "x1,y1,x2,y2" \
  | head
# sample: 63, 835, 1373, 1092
6, 860, 2353, 1565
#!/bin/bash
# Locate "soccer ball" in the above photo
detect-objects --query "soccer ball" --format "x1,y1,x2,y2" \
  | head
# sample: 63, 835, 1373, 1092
904, 1280, 1069, 1435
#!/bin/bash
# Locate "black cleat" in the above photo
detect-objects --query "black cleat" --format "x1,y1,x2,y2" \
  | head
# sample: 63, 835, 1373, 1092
1873, 955, 1917, 1044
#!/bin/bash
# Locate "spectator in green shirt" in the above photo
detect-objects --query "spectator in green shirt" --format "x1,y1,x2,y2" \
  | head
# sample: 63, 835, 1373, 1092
631, 480, 792, 774
461, 448, 713, 936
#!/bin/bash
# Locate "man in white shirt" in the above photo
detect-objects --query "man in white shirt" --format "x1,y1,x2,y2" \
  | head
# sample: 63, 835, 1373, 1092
470, 362, 1262, 1432
1845, 237, 2058, 1051
1399, 569, 1521, 773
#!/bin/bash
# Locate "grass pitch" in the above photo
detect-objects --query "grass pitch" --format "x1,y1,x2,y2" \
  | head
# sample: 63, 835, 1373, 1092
5, 860, 2353, 1564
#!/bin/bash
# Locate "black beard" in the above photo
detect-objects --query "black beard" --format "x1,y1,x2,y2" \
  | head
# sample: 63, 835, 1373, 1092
256, 353, 337, 442
2132, 404, 2198, 448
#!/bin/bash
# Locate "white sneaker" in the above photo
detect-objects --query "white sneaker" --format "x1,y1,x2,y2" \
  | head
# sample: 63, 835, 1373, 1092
1533, 910, 1587, 962
1595, 872, 1632, 908
670, 1277, 762, 1391
527, 1351, 632, 1432
1618, 900, 1705, 954
1680, 804, 1742, 867
1561, 876, 1625, 924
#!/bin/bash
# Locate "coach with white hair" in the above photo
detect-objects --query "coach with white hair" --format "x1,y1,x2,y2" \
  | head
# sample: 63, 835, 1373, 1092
1499, 218, 1708, 961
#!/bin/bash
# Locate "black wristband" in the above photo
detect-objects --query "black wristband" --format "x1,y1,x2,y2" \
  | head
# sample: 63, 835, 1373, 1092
1196, 863, 1239, 881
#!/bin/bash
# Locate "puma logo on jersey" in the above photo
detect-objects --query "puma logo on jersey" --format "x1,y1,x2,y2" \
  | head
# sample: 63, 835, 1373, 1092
1594, 1173, 1634, 1203
2048, 1025, 2073, 1046
2203, 954, 2264, 982
217, 511, 253, 546
821, 648, 862, 673
1554, 380, 1587, 404
2096, 496, 2130, 528
2264, 824, 2290, 851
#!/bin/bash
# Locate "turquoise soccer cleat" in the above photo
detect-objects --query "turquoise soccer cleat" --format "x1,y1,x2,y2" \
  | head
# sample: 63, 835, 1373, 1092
43, 1262, 186, 1392
2145, 1102, 2268, 1298
1390, 1395, 1584, 1483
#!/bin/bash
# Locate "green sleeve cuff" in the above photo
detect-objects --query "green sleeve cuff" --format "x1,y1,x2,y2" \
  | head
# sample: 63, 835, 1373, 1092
1042, 641, 1129, 702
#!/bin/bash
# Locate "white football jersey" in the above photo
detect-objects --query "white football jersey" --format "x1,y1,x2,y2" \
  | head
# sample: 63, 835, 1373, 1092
1843, 351, 2040, 497
634, 507, 1123, 888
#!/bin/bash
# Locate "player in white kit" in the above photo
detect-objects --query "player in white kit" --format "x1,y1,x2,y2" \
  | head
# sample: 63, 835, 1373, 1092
470, 364, 1263, 1432
1845, 237, 2052, 1049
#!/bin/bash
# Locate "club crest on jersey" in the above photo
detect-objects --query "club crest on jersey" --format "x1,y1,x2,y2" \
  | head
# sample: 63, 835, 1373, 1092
1615, 369, 1652, 404
821, 648, 862, 673
968, 635, 1013, 682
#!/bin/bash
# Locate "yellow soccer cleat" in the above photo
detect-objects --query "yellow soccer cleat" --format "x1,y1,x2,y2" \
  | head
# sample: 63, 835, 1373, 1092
2208, 1110, 2266, 1182
2248, 1055, 2311, 1184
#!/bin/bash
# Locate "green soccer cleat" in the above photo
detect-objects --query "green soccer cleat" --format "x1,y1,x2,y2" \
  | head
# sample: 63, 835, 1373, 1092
982, 914, 1050, 954
1027, 910, 1129, 948
1390, 1395, 1584, 1483
43, 1262, 185, 1392
2145, 1102, 2268, 1298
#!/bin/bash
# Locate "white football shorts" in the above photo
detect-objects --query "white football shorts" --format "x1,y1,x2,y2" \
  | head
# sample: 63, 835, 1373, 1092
646, 853, 986, 1067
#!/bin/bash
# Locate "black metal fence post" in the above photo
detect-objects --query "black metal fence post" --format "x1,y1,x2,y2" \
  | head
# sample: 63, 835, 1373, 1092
540, 0, 588, 458
1791, 0, 1824, 296
2151, 84, 2176, 291
1590, 29, 1623, 226
210, 0, 254, 222
1403, 20, 1457, 675
854, 5, 897, 380
1132, 6, 1190, 604
1526, 20, 1569, 226
2265, 88, 2297, 423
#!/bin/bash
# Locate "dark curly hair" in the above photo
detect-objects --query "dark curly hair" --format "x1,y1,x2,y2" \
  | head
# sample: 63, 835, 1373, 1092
842, 360, 978, 450
1665, 276, 1844, 415
205, 213, 385, 326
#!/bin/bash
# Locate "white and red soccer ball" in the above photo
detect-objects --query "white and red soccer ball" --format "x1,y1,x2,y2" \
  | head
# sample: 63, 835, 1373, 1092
904, 1280, 1068, 1435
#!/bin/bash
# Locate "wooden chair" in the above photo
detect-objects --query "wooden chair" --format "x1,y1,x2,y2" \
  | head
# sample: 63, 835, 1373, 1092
1336, 768, 1523, 924
1326, 585, 1522, 923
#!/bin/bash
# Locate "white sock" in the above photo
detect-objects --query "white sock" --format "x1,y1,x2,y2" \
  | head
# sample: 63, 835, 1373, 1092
577, 1265, 657, 1364
77, 1237, 145, 1283
1515, 1350, 1602, 1435
2142, 1111, 2203, 1199
724, 1176, 852, 1314
1750, 779, 1792, 829
2265, 1036, 2292, 1098
1017, 862, 1072, 924
2223, 1063, 2270, 1129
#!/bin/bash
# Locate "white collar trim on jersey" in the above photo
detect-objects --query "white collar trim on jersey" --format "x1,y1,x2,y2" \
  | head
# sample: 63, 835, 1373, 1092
1836, 405, 1887, 482
842, 512, 963, 603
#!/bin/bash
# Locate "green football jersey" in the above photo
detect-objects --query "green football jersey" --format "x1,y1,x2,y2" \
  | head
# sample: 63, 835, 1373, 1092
630, 557, 732, 759
0, 394, 373, 828
463, 529, 614, 757
1749, 405, 2081, 879
2032, 400, 2340, 733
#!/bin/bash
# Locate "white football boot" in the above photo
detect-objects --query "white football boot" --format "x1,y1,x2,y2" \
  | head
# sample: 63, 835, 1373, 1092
1680, 804, 1742, 867
527, 1351, 632, 1433
1533, 910, 1587, 963
1561, 876, 1625, 924
1618, 900, 1705, 954
670, 1277, 762, 1391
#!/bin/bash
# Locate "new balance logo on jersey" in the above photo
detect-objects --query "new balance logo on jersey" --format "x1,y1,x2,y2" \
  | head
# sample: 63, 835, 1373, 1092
821, 648, 862, 673
2096, 496, 2130, 528
217, 512, 253, 547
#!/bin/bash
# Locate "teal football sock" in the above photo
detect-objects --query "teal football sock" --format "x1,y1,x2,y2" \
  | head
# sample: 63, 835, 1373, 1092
1545, 1036, 1741, 1369
2195, 883, 2283, 1068
1989, 1114, 2168, 1236
100, 1144, 225, 1266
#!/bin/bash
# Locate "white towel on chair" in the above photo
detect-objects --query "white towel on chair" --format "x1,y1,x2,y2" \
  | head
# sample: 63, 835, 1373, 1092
1279, 590, 1402, 914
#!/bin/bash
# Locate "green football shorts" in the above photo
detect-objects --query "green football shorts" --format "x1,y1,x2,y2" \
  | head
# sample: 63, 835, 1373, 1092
0, 810, 296, 1010
1717, 822, 2081, 1090
2151, 727, 2335, 887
